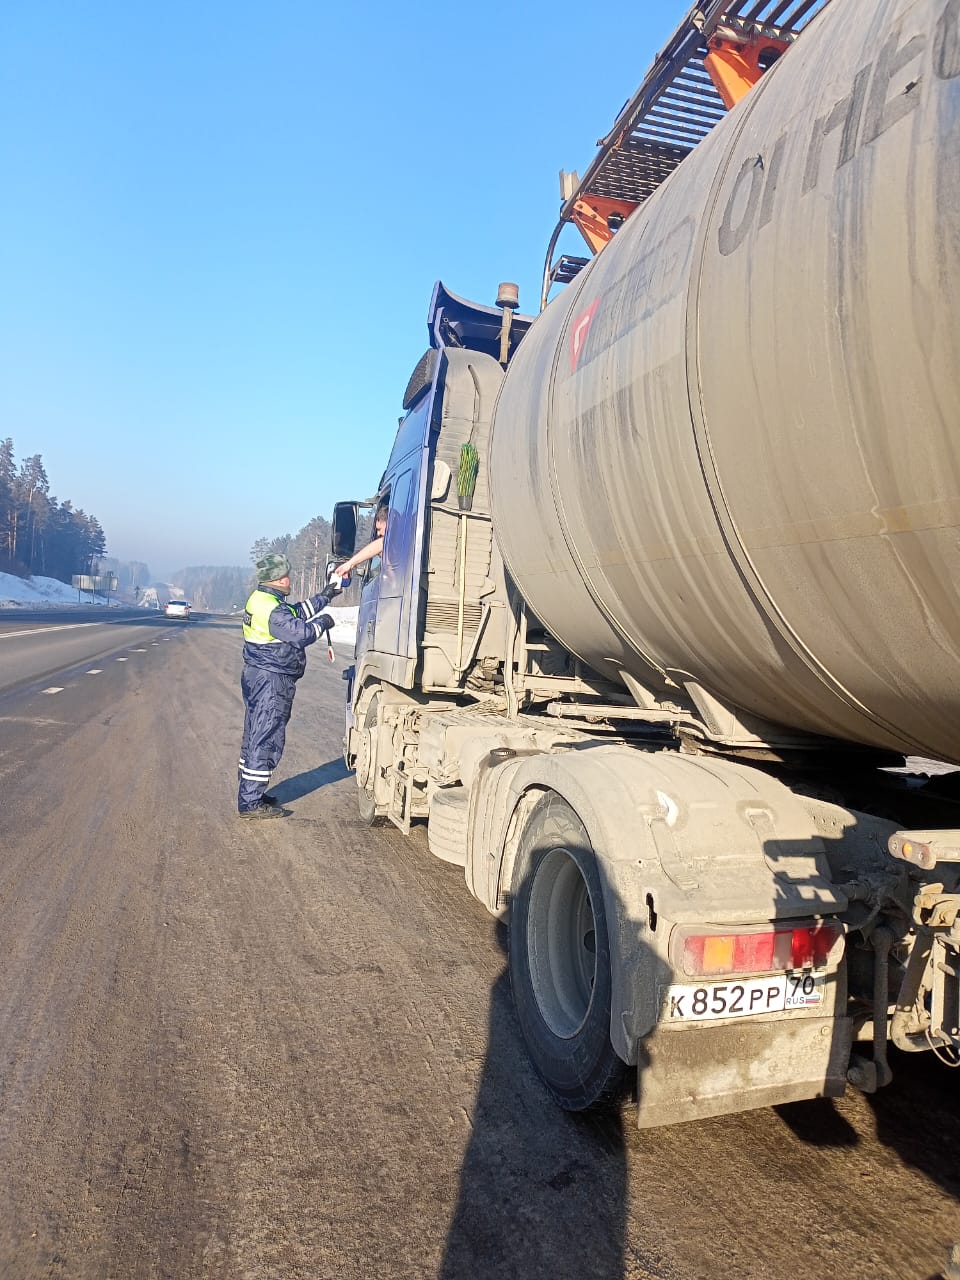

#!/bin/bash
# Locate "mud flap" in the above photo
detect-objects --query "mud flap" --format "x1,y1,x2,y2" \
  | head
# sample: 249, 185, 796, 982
636, 1015, 853, 1129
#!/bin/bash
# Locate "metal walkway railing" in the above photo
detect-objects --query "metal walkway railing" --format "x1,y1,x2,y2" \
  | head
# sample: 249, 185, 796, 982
542, 0, 835, 307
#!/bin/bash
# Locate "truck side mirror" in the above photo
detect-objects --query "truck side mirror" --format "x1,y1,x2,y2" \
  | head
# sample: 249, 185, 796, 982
332, 502, 358, 557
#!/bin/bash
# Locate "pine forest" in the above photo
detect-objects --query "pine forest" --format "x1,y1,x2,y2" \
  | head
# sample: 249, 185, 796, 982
0, 438, 106, 581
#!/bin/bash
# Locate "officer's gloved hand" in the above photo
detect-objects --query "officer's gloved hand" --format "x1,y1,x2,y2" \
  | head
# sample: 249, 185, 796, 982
322, 577, 342, 598
312, 614, 334, 639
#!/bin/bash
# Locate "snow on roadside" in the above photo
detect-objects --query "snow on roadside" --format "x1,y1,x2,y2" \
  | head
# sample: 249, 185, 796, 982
324, 605, 358, 646
0, 572, 117, 608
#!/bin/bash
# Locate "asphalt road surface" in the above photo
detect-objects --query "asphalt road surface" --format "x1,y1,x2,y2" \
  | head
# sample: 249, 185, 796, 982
0, 609, 163, 696
0, 616, 957, 1279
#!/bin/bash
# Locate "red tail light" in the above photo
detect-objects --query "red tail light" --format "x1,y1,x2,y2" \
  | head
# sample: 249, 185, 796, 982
679, 923, 842, 978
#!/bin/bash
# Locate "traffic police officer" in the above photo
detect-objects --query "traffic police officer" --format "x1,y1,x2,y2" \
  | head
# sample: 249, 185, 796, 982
238, 552, 337, 819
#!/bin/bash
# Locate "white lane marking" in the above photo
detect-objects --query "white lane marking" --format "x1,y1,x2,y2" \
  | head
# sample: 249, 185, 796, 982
41, 686, 65, 694
86, 669, 102, 675
130, 648, 147, 653
115, 657, 128, 662
0, 622, 101, 641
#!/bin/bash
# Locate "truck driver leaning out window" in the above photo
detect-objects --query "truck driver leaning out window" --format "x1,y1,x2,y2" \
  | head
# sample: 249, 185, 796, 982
334, 501, 388, 582
237, 552, 339, 820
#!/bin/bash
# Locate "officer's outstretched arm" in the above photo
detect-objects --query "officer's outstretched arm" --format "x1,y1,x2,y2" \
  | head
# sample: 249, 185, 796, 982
290, 589, 335, 622
268, 604, 324, 649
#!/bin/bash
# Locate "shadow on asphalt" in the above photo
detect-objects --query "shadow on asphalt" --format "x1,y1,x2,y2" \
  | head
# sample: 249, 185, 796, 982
776, 1047, 960, 1201
865, 1048, 960, 1201
870, 1052, 960, 1280
774, 1097, 860, 1146
777, 1048, 959, 1279
439, 924, 630, 1280
272, 757, 351, 804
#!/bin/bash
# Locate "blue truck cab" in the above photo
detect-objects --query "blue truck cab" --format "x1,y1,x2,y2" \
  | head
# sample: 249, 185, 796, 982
333, 282, 533, 805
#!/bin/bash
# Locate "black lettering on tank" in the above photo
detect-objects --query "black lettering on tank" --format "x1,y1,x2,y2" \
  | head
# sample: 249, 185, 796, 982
934, 0, 960, 79
718, 155, 764, 255
862, 27, 925, 143
802, 64, 871, 194
757, 133, 788, 230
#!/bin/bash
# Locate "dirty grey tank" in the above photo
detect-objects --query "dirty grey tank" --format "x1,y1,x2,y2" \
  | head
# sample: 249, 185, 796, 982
489, 0, 960, 764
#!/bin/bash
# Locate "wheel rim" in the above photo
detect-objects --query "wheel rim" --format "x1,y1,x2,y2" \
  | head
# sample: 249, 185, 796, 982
526, 847, 598, 1039
356, 695, 379, 792
356, 726, 373, 790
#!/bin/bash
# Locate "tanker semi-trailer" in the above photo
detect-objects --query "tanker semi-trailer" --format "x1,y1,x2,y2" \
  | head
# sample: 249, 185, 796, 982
330, 0, 960, 1127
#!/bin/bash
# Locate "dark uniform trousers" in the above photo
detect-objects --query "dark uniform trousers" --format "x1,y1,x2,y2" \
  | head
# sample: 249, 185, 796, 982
238, 667, 297, 811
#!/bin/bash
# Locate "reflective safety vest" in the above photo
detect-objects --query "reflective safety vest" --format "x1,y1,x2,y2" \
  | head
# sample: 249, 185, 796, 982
242, 588, 295, 645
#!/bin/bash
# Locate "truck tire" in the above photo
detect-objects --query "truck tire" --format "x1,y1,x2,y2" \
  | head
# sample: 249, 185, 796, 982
356, 692, 385, 827
509, 792, 626, 1111
427, 787, 469, 866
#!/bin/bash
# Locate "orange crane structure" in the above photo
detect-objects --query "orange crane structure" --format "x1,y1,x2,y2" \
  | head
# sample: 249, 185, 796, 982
542, 0, 833, 307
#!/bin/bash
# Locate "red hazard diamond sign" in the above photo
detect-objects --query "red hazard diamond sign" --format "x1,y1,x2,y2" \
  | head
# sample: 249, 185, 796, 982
569, 298, 599, 373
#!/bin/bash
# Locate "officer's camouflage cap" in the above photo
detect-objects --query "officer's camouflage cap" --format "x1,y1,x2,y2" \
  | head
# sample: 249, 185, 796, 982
256, 553, 291, 582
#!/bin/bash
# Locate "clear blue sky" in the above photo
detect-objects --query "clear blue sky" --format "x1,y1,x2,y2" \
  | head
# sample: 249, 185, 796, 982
0, 1, 682, 578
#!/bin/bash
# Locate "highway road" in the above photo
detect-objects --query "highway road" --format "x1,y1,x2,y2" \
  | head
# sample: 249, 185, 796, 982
0, 616, 957, 1279
0, 608, 174, 696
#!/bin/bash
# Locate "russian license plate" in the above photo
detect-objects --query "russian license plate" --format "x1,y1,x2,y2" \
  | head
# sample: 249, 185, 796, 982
661, 972, 825, 1022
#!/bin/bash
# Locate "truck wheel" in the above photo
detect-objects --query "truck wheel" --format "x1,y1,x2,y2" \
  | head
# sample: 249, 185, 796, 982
509, 793, 626, 1110
356, 692, 385, 826
428, 786, 469, 866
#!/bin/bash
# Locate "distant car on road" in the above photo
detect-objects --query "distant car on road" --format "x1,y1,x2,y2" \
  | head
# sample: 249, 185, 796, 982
164, 600, 192, 621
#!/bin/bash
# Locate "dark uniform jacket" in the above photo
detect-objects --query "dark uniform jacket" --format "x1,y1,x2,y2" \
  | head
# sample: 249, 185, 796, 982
242, 586, 333, 679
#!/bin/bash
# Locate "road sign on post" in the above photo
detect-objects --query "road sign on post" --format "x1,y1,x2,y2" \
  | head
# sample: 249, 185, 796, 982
71, 574, 118, 603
